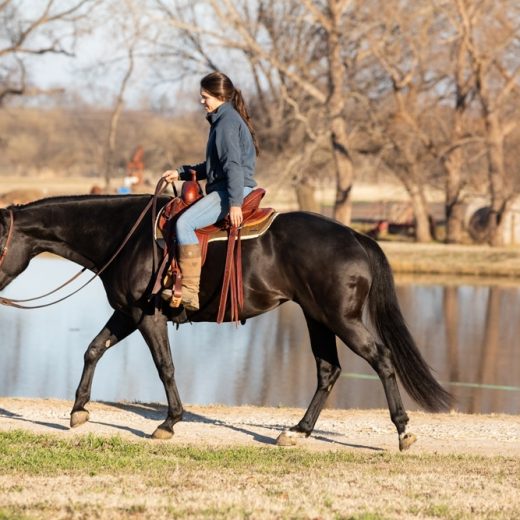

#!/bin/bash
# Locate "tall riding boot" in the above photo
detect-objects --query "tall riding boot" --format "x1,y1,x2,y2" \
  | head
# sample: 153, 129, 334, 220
177, 244, 202, 311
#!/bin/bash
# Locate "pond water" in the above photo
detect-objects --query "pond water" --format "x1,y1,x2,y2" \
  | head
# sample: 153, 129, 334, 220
1, 256, 519, 415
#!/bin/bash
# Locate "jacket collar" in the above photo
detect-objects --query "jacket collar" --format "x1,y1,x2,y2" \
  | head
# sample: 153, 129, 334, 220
206, 101, 232, 125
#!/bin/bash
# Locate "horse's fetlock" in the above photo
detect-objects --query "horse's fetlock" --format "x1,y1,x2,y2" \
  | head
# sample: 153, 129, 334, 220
392, 412, 409, 430
292, 423, 312, 435
171, 409, 184, 423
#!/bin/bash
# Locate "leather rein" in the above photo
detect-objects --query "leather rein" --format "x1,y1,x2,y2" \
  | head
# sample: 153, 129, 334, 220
0, 179, 168, 310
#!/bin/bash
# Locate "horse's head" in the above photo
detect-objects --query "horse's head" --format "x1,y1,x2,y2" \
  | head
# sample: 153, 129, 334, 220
0, 207, 32, 291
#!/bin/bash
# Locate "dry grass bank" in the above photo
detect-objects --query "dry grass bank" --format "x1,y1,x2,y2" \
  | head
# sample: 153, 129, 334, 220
380, 240, 520, 279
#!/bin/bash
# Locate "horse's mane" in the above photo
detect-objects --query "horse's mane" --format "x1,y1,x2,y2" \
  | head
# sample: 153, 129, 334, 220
8, 193, 151, 210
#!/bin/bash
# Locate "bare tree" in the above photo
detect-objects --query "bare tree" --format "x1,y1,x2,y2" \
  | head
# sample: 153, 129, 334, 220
103, 44, 135, 190
87, 0, 154, 189
0, 0, 100, 105
152, 0, 359, 221
349, 0, 520, 244
357, 0, 438, 242
454, 0, 520, 245
301, 0, 355, 223
438, 16, 476, 244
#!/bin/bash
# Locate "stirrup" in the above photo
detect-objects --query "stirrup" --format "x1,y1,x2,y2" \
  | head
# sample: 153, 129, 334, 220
161, 288, 172, 301
161, 288, 183, 308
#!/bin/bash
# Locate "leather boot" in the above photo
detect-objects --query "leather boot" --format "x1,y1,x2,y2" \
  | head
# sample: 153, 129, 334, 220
177, 244, 202, 311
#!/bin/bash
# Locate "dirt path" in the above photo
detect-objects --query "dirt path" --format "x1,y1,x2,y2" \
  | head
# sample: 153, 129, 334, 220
1, 398, 519, 456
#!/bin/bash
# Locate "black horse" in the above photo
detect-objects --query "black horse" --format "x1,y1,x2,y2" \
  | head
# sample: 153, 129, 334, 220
0, 194, 452, 450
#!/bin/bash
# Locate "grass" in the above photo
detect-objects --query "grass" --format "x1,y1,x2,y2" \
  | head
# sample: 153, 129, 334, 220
0, 430, 366, 474
1, 430, 520, 519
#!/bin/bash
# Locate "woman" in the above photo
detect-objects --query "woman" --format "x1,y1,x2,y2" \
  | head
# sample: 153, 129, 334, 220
161, 72, 259, 311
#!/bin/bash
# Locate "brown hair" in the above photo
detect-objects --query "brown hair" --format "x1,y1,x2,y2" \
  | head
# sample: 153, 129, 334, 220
201, 72, 259, 156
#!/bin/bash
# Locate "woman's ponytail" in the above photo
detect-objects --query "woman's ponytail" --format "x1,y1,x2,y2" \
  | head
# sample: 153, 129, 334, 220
231, 88, 260, 156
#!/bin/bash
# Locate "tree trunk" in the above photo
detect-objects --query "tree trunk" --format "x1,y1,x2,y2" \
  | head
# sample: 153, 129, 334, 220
328, 0, 354, 225
331, 119, 354, 224
295, 179, 320, 213
396, 166, 433, 243
410, 187, 433, 243
444, 78, 467, 244
444, 151, 465, 243
484, 111, 507, 246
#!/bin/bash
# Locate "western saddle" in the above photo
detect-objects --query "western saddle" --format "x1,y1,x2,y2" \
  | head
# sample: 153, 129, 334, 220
153, 174, 276, 323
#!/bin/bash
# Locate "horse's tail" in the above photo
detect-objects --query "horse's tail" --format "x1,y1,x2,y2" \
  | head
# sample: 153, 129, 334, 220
355, 232, 453, 412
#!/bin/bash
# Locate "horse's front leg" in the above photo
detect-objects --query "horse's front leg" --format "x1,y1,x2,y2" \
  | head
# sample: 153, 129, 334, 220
138, 313, 183, 439
70, 310, 137, 428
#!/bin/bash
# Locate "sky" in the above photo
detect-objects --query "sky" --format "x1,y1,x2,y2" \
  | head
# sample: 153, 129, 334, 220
11, 2, 182, 110
10, 1, 250, 112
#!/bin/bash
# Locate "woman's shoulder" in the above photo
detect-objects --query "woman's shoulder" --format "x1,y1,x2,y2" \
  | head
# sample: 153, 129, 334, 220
221, 103, 242, 121
217, 105, 245, 130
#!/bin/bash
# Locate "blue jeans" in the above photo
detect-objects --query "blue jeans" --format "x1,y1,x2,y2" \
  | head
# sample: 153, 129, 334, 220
176, 187, 253, 245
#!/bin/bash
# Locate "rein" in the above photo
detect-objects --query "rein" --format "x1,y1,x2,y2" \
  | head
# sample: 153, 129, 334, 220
0, 180, 168, 309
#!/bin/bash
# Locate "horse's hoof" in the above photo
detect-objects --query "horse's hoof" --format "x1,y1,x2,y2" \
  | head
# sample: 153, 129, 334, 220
151, 427, 174, 440
399, 432, 417, 451
70, 410, 90, 428
276, 430, 304, 447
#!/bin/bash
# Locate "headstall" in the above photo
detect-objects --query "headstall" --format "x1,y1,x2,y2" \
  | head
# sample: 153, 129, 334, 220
0, 209, 14, 270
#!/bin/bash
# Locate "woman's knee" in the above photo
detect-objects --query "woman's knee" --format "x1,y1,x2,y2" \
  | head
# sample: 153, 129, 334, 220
175, 214, 198, 244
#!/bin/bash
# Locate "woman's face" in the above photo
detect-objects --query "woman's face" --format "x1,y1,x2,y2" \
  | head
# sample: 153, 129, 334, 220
200, 89, 225, 113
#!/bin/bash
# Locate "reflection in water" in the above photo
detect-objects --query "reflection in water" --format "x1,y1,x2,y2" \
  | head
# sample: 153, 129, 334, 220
0, 257, 519, 414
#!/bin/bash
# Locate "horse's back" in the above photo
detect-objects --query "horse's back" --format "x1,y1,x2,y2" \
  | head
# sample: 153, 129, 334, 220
265, 211, 370, 262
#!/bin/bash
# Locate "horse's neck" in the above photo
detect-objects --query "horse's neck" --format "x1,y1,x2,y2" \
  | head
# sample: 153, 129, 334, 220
18, 198, 142, 268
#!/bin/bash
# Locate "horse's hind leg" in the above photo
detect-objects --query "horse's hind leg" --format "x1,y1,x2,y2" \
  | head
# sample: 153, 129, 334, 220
335, 319, 416, 451
70, 310, 137, 428
277, 314, 341, 446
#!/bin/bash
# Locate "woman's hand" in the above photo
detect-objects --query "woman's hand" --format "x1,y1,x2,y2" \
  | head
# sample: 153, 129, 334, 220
229, 206, 243, 228
161, 169, 179, 183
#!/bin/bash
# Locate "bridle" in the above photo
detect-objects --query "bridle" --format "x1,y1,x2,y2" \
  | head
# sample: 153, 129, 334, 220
0, 179, 168, 309
0, 209, 14, 271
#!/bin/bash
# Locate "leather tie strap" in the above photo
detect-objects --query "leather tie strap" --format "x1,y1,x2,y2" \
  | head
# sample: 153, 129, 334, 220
216, 226, 244, 324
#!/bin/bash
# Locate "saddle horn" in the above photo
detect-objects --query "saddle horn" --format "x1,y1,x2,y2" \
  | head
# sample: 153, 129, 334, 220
181, 169, 203, 205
